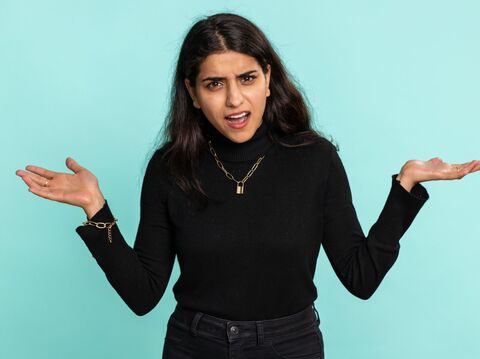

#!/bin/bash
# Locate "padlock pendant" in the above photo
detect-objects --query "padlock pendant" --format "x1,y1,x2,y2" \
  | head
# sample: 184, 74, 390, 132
236, 182, 244, 194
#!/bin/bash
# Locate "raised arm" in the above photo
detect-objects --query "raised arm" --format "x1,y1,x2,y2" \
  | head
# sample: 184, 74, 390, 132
75, 149, 176, 316
321, 145, 429, 300
16, 148, 176, 316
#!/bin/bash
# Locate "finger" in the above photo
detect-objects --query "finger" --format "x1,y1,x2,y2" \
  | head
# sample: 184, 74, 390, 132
472, 163, 480, 174
26, 181, 64, 202
451, 160, 474, 172
21, 174, 46, 191
66, 157, 83, 174
18, 171, 52, 187
459, 160, 476, 168
461, 160, 477, 171
25, 165, 56, 179
465, 160, 480, 175
456, 161, 477, 179
28, 186, 57, 201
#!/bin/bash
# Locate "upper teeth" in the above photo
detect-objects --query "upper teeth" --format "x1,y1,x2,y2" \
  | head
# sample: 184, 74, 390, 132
226, 112, 248, 119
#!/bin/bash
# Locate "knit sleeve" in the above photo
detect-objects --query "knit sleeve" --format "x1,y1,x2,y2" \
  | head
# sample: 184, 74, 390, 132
75, 147, 175, 315
321, 144, 429, 300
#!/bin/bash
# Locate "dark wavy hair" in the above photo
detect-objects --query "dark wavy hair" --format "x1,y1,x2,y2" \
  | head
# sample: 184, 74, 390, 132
148, 12, 336, 207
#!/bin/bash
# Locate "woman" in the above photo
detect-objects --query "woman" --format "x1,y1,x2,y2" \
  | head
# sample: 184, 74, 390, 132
16, 12, 479, 359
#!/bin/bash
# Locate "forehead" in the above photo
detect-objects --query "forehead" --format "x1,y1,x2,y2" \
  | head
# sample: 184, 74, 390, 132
198, 51, 260, 75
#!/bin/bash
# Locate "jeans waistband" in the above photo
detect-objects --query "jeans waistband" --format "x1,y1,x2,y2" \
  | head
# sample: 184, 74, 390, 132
170, 303, 321, 344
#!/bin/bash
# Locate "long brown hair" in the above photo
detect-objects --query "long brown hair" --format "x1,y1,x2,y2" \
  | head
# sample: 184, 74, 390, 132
149, 12, 336, 207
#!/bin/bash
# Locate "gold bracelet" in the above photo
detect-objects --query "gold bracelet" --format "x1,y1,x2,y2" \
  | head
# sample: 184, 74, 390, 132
82, 218, 118, 243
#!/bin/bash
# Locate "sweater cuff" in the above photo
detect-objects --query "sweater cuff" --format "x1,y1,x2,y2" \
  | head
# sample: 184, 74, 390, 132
372, 174, 430, 245
76, 199, 117, 252
391, 174, 429, 202
87, 199, 115, 222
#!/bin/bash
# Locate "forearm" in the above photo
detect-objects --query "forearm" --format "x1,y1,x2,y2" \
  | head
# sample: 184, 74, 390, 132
323, 174, 429, 300
76, 200, 174, 316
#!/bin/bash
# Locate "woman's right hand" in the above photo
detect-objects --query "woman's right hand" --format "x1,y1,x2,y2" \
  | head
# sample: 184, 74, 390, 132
16, 157, 105, 219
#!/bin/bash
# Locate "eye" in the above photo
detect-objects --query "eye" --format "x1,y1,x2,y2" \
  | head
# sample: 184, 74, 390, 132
242, 75, 256, 83
206, 75, 257, 90
206, 81, 221, 90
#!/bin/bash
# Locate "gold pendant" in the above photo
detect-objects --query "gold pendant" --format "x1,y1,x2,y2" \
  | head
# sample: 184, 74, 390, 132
236, 182, 244, 194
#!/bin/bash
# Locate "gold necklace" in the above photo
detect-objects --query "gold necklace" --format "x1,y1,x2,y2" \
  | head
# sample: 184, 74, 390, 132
208, 140, 265, 195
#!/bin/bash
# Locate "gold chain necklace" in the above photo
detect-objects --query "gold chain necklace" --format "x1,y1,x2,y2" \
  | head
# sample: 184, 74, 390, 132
208, 140, 265, 195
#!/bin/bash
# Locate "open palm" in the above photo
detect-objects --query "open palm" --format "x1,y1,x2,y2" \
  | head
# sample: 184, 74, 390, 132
401, 157, 480, 184
15, 157, 103, 209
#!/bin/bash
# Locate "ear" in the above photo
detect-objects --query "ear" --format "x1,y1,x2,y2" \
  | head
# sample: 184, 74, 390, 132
265, 64, 271, 97
184, 79, 201, 109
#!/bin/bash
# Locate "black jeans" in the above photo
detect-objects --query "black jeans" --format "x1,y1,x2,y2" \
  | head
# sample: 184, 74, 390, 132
162, 303, 324, 359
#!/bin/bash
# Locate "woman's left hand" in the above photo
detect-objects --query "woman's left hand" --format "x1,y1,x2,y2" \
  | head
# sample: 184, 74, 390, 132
396, 157, 480, 192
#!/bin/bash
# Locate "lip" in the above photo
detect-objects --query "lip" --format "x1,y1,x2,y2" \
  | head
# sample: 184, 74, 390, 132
225, 111, 250, 118
224, 112, 250, 129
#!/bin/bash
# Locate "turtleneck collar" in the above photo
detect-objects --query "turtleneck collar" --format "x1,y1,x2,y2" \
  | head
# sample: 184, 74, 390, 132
204, 120, 274, 162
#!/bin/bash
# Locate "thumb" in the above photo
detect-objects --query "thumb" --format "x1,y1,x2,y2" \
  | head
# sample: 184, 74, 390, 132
66, 157, 83, 173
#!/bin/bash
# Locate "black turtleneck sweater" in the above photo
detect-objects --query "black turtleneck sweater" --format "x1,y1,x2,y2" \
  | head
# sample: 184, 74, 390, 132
75, 121, 429, 320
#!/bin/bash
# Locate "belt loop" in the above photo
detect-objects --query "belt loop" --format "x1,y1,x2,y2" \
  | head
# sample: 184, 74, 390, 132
190, 312, 204, 337
312, 303, 320, 324
255, 321, 264, 345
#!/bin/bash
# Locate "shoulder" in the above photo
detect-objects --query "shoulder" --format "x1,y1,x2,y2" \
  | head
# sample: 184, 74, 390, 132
276, 132, 338, 159
143, 141, 175, 188
148, 141, 173, 169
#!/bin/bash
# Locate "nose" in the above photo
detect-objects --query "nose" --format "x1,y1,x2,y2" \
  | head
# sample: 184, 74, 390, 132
225, 82, 244, 108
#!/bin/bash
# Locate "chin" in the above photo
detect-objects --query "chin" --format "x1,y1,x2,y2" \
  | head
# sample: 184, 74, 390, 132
221, 123, 260, 144
228, 125, 260, 142
223, 132, 251, 143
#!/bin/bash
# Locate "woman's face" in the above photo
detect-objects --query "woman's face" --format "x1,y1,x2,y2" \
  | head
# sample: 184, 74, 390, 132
185, 50, 271, 143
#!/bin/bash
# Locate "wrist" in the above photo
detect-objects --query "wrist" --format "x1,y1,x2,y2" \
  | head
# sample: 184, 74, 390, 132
396, 172, 416, 193
83, 191, 105, 220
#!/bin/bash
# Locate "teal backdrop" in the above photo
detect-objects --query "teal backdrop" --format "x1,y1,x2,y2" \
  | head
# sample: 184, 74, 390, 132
2, 1, 479, 358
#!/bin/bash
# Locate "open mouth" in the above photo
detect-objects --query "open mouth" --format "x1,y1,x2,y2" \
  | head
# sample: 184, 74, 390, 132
225, 112, 250, 129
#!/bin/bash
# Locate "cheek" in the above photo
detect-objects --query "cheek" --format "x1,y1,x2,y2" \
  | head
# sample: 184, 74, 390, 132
199, 95, 226, 119
199, 95, 222, 113
247, 90, 267, 109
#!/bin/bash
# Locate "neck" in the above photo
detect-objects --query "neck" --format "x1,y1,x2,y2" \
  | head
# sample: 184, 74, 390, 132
204, 120, 274, 162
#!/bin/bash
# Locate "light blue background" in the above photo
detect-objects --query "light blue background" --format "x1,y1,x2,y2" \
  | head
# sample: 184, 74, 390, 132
2, 1, 479, 358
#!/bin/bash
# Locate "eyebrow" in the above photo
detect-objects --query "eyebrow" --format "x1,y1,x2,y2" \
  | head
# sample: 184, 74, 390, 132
201, 70, 258, 82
